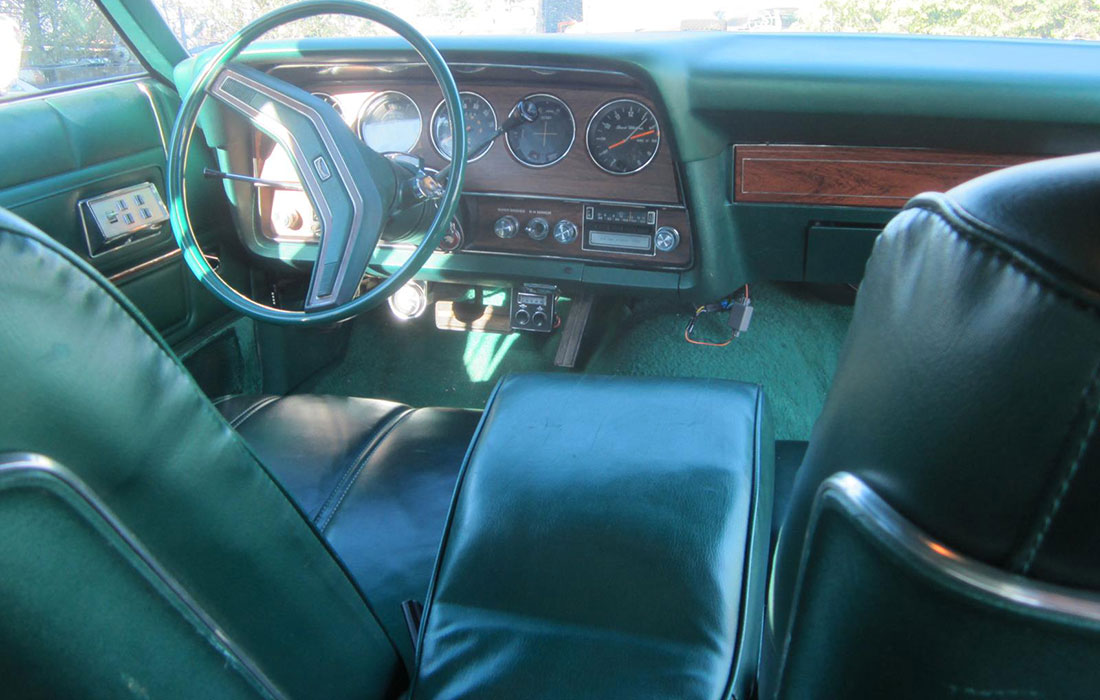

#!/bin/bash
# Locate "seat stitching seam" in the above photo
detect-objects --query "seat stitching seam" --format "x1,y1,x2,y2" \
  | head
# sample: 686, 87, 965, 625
315, 408, 416, 532
914, 207, 1100, 574
228, 396, 280, 429
916, 205, 1100, 320
1017, 360, 1100, 573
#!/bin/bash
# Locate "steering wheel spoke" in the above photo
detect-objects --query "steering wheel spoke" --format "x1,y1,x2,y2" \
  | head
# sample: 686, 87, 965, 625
167, 1, 466, 324
208, 63, 393, 310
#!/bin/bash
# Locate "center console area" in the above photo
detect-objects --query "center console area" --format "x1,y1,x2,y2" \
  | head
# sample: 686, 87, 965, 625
412, 373, 773, 699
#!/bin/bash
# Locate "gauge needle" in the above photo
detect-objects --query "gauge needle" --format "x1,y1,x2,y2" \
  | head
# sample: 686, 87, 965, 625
607, 128, 656, 150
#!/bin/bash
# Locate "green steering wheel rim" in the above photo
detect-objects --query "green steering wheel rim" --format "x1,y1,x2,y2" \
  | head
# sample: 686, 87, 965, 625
166, 0, 466, 325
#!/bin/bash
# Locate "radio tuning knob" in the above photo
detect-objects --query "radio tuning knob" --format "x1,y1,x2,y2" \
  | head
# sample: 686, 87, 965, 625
655, 226, 680, 253
494, 215, 519, 239
525, 217, 550, 241
553, 219, 577, 244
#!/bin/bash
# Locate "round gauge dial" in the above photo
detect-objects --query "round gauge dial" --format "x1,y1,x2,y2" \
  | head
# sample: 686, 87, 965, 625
505, 94, 575, 168
431, 92, 497, 162
357, 91, 422, 154
586, 99, 660, 175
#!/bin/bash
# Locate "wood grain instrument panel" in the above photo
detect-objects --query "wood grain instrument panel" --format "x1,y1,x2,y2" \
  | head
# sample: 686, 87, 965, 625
306, 80, 680, 205
734, 145, 1036, 208
462, 196, 692, 270
254, 64, 690, 270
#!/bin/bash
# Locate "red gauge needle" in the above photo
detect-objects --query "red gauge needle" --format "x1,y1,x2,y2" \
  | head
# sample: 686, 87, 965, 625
607, 129, 657, 149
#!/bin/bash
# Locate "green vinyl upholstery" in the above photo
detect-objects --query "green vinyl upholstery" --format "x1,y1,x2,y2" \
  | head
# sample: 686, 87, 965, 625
214, 394, 480, 668
411, 374, 774, 700
0, 200, 772, 698
763, 153, 1100, 698
0, 208, 402, 698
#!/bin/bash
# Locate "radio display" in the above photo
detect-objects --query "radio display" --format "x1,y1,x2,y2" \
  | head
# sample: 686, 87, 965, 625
588, 231, 652, 250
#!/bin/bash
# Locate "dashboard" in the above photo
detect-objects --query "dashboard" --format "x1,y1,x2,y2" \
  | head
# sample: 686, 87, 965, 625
185, 34, 1100, 301
252, 62, 692, 272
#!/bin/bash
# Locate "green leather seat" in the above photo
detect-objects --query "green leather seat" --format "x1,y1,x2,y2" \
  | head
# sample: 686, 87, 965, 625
762, 152, 1100, 698
0, 205, 770, 699
214, 393, 480, 666
0, 208, 473, 696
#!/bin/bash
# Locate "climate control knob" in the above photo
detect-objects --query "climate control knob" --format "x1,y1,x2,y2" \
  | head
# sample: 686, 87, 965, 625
553, 219, 577, 244
514, 308, 531, 326
525, 217, 550, 241
655, 226, 680, 253
494, 215, 519, 239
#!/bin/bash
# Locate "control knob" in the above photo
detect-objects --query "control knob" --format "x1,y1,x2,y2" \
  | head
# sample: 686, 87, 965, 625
494, 215, 519, 239
655, 226, 680, 253
514, 308, 531, 326
552, 219, 577, 244
525, 217, 550, 241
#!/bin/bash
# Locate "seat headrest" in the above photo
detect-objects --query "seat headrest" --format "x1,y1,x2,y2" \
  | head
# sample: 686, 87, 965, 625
926, 152, 1100, 293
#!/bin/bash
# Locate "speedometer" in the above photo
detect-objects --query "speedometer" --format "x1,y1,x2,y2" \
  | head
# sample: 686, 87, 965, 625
586, 99, 660, 175
505, 94, 575, 168
357, 90, 422, 154
431, 92, 497, 162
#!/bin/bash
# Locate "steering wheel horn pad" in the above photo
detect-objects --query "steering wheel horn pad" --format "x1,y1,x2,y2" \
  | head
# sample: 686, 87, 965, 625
167, 0, 466, 324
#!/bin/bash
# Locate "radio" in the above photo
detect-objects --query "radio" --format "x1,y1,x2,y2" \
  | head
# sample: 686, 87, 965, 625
582, 204, 656, 255
581, 203, 681, 257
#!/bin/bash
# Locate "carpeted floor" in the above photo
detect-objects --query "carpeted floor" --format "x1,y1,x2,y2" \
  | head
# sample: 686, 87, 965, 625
298, 282, 854, 440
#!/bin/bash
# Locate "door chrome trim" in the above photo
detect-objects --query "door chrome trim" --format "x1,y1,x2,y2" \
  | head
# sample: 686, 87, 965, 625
107, 247, 182, 284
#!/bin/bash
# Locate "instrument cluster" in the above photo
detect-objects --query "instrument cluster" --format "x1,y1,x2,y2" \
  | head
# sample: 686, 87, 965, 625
311, 88, 661, 175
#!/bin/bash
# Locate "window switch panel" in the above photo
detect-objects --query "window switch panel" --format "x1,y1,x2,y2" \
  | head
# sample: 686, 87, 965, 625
81, 182, 170, 256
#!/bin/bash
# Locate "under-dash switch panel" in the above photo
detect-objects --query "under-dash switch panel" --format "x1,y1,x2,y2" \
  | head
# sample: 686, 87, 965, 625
81, 182, 169, 256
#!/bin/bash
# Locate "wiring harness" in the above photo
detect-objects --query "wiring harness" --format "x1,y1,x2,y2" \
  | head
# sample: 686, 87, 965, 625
685, 285, 753, 347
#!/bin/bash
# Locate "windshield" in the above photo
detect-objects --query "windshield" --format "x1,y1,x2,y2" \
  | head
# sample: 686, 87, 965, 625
153, 0, 1100, 51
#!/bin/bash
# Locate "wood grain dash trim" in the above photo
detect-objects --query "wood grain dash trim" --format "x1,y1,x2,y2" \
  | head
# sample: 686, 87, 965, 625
734, 145, 1038, 208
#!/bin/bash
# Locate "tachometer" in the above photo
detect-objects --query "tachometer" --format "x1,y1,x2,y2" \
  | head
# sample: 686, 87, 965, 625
505, 94, 575, 168
357, 90, 422, 154
586, 99, 660, 175
431, 92, 497, 162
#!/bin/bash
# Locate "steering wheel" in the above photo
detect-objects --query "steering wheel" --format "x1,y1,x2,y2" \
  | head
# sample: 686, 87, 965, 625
166, 0, 466, 325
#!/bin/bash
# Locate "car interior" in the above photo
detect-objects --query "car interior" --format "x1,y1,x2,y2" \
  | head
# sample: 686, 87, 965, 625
1, 0, 1099, 698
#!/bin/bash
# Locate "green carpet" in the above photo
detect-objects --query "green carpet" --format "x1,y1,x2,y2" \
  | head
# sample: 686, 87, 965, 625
298, 283, 854, 440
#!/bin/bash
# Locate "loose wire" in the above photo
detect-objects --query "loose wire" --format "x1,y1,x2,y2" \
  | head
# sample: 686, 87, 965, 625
684, 285, 751, 347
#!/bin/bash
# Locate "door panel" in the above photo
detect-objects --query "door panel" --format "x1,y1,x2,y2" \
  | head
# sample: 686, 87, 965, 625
0, 77, 236, 346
